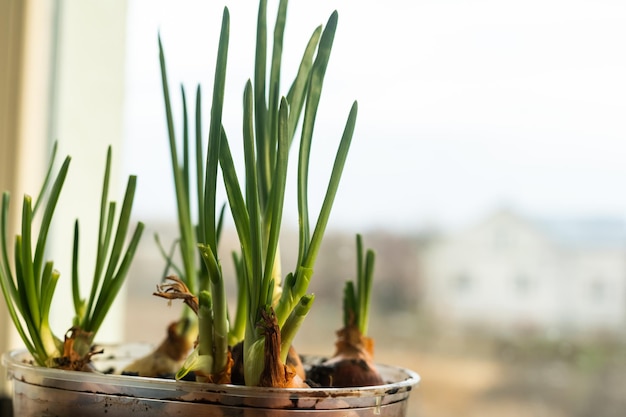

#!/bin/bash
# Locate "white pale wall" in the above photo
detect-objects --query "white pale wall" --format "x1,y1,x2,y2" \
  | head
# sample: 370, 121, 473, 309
1, 0, 129, 396
421, 211, 626, 333
422, 212, 559, 325
567, 249, 626, 329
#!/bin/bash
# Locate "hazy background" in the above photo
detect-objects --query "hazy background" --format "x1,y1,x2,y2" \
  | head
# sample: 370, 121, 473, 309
122, 0, 626, 233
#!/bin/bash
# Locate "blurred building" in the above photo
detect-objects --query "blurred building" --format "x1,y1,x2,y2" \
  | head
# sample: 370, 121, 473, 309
421, 209, 626, 335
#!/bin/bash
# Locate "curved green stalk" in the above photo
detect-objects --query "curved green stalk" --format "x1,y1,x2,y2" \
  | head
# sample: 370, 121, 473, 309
262, 98, 289, 291
242, 80, 266, 326
32, 141, 59, 215
266, 0, 288, 176
0, 193, 16, 300
203, 7, 229, 255
84, 148, 112, 315
254, 0, 269, 203
0, 195, 36, 356
296, 11, 338, 268
286, 26, 322, 143
158, 36, 197, 295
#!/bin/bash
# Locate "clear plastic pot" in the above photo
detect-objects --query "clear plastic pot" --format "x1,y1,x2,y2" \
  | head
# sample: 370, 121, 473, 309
3, 343, 419, 416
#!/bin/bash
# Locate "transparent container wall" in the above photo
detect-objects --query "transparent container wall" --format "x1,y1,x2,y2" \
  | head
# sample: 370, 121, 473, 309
3, 343, 419, 417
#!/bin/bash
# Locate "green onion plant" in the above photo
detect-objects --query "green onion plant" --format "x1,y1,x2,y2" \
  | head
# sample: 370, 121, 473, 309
305, 234, 383, 388
0, 143, 144, 368
159, 0, 357, 387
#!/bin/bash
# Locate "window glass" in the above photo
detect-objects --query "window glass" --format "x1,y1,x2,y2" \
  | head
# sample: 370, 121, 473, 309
120, 1, 626, 417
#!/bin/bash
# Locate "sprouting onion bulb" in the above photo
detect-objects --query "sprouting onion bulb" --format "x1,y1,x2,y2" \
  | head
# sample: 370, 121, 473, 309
0, 143, 144, 369
307, 234, 384, 387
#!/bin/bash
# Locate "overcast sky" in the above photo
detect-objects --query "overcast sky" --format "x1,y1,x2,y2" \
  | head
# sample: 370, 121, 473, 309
122, 0, 626, 233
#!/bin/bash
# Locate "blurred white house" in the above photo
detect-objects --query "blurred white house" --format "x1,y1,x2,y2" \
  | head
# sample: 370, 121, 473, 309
421, 209, 626, 335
